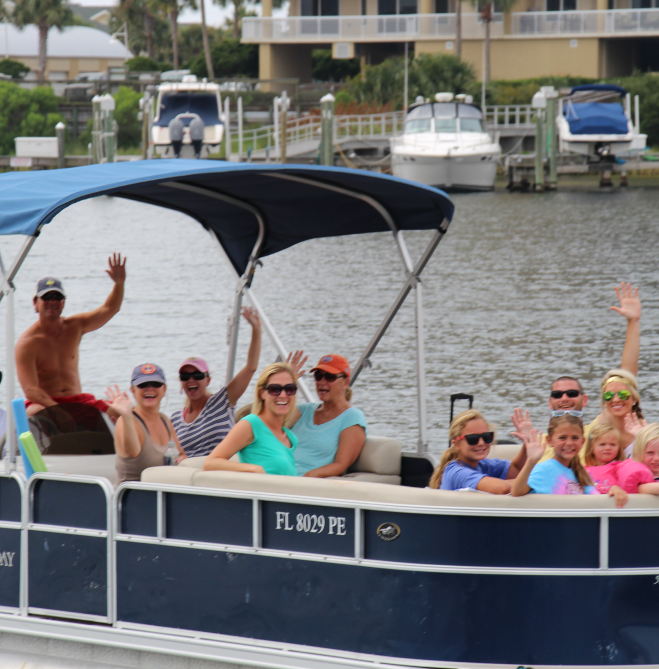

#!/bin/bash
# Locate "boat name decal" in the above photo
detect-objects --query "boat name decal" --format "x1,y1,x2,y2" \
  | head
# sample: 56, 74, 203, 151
275, 511, 346, 535
0, 552, 15, 567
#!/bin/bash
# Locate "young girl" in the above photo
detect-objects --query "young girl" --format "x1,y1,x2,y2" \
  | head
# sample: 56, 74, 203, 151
429, 409, 527, 493
583, 424, 629, 507
511, 414, 597, 496
631, 424, 659, 481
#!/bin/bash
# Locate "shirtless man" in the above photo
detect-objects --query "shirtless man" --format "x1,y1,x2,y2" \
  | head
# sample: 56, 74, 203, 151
16, 253, 126, 418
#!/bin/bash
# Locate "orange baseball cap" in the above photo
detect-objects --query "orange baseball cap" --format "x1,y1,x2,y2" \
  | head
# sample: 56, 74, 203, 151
310, 354, 351, 379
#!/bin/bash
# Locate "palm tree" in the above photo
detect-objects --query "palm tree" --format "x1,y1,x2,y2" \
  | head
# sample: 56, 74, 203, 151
455, 0, 461, 58
199, 0, 214, 78
471, 0, 515, 83
12, 0, 73, 81
214, 0, 283, 42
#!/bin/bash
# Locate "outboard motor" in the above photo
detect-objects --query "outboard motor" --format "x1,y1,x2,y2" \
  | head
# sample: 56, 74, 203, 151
189, 116, 205, 159
168, 117, 184, 158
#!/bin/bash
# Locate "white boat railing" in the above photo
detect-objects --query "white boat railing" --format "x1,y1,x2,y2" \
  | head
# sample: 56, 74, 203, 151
484, 105, 535, 129
511, 8, 659, 35
242, 12, 503, 42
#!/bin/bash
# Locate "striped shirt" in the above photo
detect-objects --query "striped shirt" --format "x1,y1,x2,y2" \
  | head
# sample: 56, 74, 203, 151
171, 388, 235, 458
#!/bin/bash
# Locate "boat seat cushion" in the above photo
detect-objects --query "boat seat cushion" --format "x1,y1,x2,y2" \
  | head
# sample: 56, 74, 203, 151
348, 436, 401, 476
488, 442, 522, 462
142, 465, 196, 486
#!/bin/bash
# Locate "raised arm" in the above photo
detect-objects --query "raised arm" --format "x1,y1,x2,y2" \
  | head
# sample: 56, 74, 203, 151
203, 420, 265, 473
511, 429, 545, 497
106, 386, 144, 458
611, 283, 641, 376
507, 407, 533, 478
15, 339, 57, 408
304, 425, 366, 478
226, 307, 262, 407
76, 254, 126, 335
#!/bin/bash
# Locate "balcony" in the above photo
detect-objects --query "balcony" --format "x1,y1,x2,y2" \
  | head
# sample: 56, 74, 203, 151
511, 8, 659, 35
242, 12, 503, 43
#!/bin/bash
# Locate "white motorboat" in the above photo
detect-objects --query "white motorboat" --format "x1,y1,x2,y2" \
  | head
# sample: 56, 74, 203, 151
391, 93, 501, 191
558, 84, 647, 160
151, 75, 224, 159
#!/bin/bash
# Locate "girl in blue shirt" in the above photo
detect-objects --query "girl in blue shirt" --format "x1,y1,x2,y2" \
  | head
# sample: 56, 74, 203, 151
511, 414, 596, 496
429, 409, 528, 493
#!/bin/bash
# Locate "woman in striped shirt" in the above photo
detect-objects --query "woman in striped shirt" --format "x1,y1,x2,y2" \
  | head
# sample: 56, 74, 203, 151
171, 307, 261, 457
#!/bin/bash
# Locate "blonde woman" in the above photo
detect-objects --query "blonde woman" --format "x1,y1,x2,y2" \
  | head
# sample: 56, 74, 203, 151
429, 409, 527, 493
203, 363, 298, 476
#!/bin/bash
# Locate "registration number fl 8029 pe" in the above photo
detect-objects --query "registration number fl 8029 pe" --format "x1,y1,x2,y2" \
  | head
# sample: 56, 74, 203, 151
275, 511, 347, 535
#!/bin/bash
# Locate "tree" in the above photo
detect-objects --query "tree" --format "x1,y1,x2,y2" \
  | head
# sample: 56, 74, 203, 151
214, 0, 283, 42
112, 1, 171, 63
471, 0, 516, 84
12, 0, 74, 81
0, 58, 30, 78
188, 38, 257, 78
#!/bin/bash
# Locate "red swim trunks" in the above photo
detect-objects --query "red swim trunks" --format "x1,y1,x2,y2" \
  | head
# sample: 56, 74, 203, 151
25, 393, 109, 413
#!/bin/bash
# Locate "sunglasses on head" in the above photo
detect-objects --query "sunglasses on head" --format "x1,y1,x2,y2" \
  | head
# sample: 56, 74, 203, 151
551, 410, 583, 418
602, 390, 631, 402
40, 293, 64, 302
180, 371, 208, 381
265, 383, 298, 397
137, 381, 164, 389
313, 370, 346, 383
459, 432, 495, 446
550, 389, 581, 399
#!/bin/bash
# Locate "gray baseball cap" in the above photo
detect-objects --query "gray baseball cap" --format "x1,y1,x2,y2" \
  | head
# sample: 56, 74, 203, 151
131, 363, 166, 386
35, 277, 66, 299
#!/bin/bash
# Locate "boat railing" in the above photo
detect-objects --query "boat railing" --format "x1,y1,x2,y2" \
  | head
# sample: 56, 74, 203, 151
484, 105, 535, 129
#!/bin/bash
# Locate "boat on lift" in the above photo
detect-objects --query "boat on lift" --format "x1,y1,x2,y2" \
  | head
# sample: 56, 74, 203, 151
151, 75, 224, 159
558, 84, 647, 161
390, 92, 501, 191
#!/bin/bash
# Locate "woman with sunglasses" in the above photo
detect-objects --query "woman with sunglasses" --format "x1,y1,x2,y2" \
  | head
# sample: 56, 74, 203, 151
287, 354, 367, 478
172, 307, 262, 458
107, 363, 186, 485
203, 363, 298, 476
429, 409, 527, 492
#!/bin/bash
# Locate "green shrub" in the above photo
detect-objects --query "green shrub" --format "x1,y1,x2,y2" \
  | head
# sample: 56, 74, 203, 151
126, 56, 170, 72
113, 86, 143, 149
0, 58, 30, 79
186, 39, 258, 79
312, 49, 360, 82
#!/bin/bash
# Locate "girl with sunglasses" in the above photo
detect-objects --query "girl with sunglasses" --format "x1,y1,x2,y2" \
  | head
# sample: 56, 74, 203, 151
429, 409, 527, 493
511, 414, 596, 496
107, 363, 186, 485
172, 307, 262, 458
287, 354, 367, 478
203, 363, 298, 476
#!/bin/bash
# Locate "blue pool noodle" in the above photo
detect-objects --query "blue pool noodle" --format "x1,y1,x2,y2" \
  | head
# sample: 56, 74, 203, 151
12, 398, 34, 478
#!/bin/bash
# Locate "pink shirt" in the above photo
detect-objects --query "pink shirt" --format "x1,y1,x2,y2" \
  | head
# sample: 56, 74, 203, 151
586, 459, 654, 494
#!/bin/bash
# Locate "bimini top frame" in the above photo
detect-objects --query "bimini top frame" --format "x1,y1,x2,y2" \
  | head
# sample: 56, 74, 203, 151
0, 160, 454, 460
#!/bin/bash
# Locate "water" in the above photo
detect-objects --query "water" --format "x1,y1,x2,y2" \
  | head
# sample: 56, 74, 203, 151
1, 187, 658, 456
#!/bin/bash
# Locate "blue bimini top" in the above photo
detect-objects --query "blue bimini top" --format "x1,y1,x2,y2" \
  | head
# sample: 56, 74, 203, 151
564, 102, 629, 136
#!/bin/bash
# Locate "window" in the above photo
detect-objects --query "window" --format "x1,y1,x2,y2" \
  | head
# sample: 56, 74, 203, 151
433, 102, 457, 117
378, 0, 417, 12
546, 0, 575, 9
435, 118, 457, 132
405, 119, 432, 133
457, 103, 481, 118
301, 0, 338, 15
632, 0, 658, 7
435, 0, 449, 11
301, 0, 319, 14
459, 118, 483, 132
407, 103, 433, 119
322, 0, 339, 15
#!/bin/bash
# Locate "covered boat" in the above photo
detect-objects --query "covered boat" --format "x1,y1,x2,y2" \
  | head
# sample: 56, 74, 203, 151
0, 162, 658, 669
558, 84, 647, 160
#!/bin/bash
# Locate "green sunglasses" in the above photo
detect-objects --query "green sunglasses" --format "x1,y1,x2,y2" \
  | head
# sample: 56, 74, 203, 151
602, 390, 631, 402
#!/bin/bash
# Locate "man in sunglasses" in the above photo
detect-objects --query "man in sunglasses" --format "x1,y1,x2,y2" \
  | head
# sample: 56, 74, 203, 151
16, 253, 127, 418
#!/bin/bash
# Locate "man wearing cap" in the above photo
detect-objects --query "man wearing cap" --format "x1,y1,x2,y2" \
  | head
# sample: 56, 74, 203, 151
16, 253, 126, 417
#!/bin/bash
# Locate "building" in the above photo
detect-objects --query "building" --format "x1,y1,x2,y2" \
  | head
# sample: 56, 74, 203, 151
242, 0, 659, 82
0, 23, 131, 80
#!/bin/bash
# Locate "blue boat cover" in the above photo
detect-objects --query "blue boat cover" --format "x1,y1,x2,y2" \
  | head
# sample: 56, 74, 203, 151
569, 84, 627, 96
0, 161, 453, 276
564, 102, 629, 136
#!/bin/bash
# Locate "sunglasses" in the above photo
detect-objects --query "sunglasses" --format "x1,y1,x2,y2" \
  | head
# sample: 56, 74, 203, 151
551, 410, 583, 418
137, 382, 164, 389
180, 371, 208, 381
550, 389, 581, 399
602, 390, 631, 402
313, 370, 346, 383
40, 293, 64, 302
265, 383, 298, 397
458, 432, 495, 446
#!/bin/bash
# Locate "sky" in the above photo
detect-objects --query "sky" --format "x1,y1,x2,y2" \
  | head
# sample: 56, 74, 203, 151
73, 0, 288, 29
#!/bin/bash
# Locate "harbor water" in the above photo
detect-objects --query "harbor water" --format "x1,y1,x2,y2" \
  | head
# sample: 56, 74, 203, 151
0, 186, 658, 456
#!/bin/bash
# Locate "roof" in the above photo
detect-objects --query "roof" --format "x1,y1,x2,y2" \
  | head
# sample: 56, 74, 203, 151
0, 161, 454, 276
0, 23, 132, 59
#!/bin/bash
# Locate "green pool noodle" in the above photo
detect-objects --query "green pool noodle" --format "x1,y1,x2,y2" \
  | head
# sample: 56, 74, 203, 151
19, 431, 47, 473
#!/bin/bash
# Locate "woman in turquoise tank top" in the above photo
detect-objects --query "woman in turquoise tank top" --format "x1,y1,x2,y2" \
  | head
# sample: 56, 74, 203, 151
203, 362, 298, 476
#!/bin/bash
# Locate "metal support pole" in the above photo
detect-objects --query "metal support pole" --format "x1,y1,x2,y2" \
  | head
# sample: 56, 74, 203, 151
545, 94, 557, 190
280, 90, 288, 165
56, 122, 65, 169
224, 96, 231, 160
414, 281, 427, 453
238, 96, 243, 162
103, 106, 115, 164
634, 94, 640, 133
91, 96, 101, 164
534, 110, 544, 192
320, 93, 334, 166
5, 284, 16, 470
403, 42, 408, 113
273, 96, 280, 160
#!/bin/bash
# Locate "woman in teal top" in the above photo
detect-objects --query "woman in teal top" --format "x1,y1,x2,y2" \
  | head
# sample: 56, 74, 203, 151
204, 363, 298, 476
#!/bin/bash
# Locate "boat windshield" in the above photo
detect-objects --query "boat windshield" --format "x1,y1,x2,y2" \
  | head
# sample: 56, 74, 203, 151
457, 103, 482, 119
433, 103, 456, 118
435, 118, 457, 132
459, 118, 483, 132
405, 119, 432, 133
406, 103, 433, 120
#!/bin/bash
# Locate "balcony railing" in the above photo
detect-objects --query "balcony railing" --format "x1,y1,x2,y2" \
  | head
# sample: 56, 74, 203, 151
511, 8, 659, 35
242, 13, 503, 42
